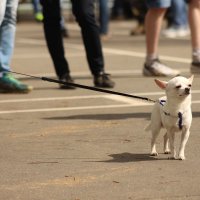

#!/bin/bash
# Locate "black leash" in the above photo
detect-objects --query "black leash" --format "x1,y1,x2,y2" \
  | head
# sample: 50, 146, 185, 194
7, 70, 156, 103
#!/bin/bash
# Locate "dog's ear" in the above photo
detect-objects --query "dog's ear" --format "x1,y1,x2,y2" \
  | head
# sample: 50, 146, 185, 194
154, 79, 167, 89
188, 75, 194, 84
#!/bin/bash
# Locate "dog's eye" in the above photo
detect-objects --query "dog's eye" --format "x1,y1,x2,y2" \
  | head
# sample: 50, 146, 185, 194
188, 84, 192, 87
176, 85, 181, 89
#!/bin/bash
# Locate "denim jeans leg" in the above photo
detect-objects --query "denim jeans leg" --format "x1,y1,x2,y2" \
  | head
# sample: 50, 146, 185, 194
171, 0, 188, 28
99, 0, 109, 34
0, 0, 18, 73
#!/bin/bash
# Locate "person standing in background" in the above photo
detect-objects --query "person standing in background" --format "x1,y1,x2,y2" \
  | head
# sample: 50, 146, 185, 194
143, 0, 200, 77
98, 0, 110, 40
162, 0, 189, 38
32, 0, 43, 22
40, 0, 115, 89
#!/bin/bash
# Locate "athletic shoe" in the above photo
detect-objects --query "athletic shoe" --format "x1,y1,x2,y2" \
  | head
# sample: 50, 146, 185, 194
35, 12, 44, 22
0, 73, 33, 93
190, 61, 200, 73
59, 74, 76, 89
143, 59, 180, 77
162, 27, 190, 38
94, 72, 115, 88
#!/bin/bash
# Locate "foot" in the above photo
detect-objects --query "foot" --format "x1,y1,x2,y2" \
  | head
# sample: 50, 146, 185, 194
130, 24, 145, 36
94, 72, 115, 88
0, 73, 33, 93
162, 27, 190, 38
150, 152, 158, 156
164, 150, 171, 154
59, 74, 76, 89
61, 28, 69, 38
143, 59, 180, 77
190, 61, 200, 73
34, 12, 43, 22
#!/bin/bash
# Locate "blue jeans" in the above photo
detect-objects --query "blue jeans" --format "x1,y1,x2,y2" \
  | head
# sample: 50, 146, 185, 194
146, 0, 172, 8
32, 0, 41, 14
170, 0, 188, 28
98, 0, 109, 34
0, 0, 18, 73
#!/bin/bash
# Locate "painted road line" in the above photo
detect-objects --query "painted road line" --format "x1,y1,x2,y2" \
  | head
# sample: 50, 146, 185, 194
17, 39, 191, 64
1, 100, 200, 115
105, 95, 150, 105
1, 90, 200, 104
0, 104, 152, 115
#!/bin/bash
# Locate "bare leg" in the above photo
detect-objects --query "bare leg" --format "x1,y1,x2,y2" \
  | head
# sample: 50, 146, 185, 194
188, 0, 200, 50
145, 8, 167, 56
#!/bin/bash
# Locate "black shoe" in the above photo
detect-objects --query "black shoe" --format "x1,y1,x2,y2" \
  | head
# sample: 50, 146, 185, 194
94, 72, 115, 88
61, 28, 69, 38
59, 74, 76, 89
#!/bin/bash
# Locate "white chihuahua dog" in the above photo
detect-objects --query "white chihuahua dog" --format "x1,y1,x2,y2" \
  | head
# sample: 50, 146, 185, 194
146, 75, 194, 160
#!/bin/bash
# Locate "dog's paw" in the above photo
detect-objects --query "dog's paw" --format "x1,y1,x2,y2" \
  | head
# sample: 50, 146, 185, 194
168, 156, 176, 160
150, 152, 158, 156
164, 150, 171, 154
178, 155, 186, 160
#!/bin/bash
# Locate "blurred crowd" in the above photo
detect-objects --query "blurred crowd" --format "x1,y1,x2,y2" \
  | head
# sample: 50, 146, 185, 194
0, 0, 199, 94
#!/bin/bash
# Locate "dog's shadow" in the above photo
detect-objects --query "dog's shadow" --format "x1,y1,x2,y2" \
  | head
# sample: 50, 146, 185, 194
97, 152, 165, 163
44, 112, 150, 121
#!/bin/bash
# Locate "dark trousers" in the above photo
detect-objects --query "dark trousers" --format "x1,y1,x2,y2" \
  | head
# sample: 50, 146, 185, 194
40, 0, 104, 78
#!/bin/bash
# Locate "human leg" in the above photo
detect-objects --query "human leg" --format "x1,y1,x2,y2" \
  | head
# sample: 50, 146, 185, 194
143, 0, 180, 76
32, 0, 43, 22
40, 0, 74, 89
99, 0, 109, 35
0, 0, 6, 24
0, 0, 33, 93
162, 0, 189, 38
189, 0, 200, 72
71, 0, 115, 88
40, 0, 70, 79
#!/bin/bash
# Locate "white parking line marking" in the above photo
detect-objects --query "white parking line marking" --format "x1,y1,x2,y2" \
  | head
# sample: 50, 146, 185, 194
0, 100, 200, 115
0, 103, 151, 115
105, 95, 150, 105
17, 39, 191, 64
1, 90, 200, 104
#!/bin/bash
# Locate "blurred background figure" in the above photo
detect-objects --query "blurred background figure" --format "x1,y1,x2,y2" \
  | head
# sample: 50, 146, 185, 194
60, 0, 69, 38
97, 0, 110, 40
32, 0, 43, 22
111, 0, 133, 20
129, 0, 147, 36
162, 0, 189, 38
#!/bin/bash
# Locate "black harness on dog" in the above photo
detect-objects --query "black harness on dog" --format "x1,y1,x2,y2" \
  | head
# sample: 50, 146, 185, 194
159, 99, 183, 130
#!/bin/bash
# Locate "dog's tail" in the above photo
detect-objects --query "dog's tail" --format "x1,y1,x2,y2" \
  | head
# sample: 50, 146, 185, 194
144, 123, 151, 132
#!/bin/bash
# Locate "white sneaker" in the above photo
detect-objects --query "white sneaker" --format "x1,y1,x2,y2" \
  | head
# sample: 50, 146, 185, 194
143, 59, 180, 77
162, 27, 190, 38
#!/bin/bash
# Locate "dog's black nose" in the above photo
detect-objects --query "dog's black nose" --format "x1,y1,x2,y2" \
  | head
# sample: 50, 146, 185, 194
185, 87, 190, 94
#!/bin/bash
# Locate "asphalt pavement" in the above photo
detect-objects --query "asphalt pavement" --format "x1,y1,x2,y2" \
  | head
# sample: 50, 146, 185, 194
0, 21, 200, 200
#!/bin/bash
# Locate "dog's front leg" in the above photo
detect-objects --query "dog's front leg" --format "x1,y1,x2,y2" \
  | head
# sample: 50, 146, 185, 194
150, 130, 160, 156
178, 128, 190, 160
163, 132, 170, 154
168, 131, 176, 159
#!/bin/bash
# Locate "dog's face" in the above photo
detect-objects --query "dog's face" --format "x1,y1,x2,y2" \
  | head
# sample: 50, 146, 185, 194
155, 75, 194, 100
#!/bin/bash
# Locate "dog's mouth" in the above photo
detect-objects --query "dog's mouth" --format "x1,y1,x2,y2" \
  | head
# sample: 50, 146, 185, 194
179, 92, 190, 97
179, 88, 191, 96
